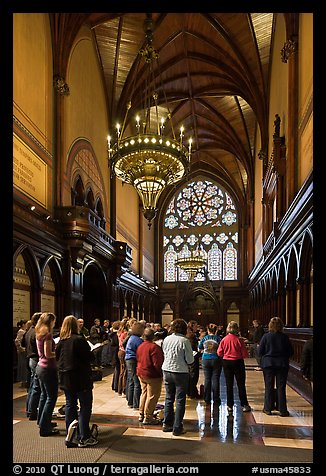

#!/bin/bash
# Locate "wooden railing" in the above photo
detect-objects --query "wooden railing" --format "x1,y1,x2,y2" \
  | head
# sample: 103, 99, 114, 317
284, 327, 313, 404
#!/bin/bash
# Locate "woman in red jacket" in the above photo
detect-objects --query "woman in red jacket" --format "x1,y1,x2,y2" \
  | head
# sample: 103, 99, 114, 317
136, 327, 164, 425
217, 321, 251, 416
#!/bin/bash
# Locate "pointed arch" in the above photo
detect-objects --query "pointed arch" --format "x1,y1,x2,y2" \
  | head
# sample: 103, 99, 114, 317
85, 186, 95, 209
13, 244, 42, 289
271, 268, 278, 298
83, 259, 108, 286
73, 175, 85, 206
82, 260, 109, 327
299, 230, 313, 279
95, 196, 104, 218
164, 245, 178, 282
66, 138, 109, 218
40, 256, 63, 287
287, 245, 299, 285
208, 243, 222, 280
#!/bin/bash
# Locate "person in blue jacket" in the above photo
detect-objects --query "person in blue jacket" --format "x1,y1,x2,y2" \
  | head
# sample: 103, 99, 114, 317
125, 321, 145, 409
258, 317, 293, 416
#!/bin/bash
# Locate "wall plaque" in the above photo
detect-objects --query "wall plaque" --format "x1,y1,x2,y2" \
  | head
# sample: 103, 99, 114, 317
41, 294, 55, 314
13, 133, 47, 207
13, 288, 30, 326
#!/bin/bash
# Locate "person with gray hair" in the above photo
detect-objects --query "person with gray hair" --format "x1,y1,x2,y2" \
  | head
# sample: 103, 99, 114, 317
217, 321, 251, 416
161, 318, 194, 436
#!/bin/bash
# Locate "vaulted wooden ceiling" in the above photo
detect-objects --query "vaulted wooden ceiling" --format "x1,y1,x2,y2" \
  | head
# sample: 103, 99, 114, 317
51, 12, 277, 206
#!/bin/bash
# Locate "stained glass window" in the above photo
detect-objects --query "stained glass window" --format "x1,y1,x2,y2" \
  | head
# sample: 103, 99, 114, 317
163, 179, 238, 282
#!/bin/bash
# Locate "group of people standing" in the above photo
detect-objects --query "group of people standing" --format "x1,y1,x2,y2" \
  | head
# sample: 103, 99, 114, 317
22, 312, 99, 447
17, 311, 312, 448
118, 317, 252, 434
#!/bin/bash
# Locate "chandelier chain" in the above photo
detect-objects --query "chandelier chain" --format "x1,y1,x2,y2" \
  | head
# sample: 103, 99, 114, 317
108, 13, 192, 229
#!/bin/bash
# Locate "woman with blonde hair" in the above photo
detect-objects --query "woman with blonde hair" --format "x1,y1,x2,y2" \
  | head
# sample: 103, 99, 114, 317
56, 315, 98, 447
258, 317, 293, 416
35, 312, 59, 436
117, 317, 129, 395
217, 320, 251, 415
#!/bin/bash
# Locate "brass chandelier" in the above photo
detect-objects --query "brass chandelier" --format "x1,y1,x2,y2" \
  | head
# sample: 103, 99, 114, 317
175, 247, 207, 282
108, 13, 192, 229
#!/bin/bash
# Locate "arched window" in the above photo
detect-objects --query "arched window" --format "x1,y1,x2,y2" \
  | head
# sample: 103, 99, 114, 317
73, 176, 85, 206
163, 179, 238, 282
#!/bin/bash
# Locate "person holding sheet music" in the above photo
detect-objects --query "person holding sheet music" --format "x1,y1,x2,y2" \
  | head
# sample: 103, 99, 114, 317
89, 318, 104, 366
56, 315, 98, 448
77, 318, 90, 339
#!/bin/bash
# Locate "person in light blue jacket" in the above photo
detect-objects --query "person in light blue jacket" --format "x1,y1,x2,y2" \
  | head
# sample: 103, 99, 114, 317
198, 323, 222, 405
161, 318, 194, 436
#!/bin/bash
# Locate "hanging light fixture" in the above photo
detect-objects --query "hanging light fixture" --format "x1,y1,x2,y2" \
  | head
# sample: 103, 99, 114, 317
175, 246, 207, 282
108, 13, 192, 229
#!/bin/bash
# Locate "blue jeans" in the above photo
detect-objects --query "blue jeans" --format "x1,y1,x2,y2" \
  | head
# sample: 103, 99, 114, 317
35, 365, 58, 431
64, 388, 93, 441
202, 358, 222, 403
26, 358, 41, 417
125, 359, 141, 408
163, 371, 189, 432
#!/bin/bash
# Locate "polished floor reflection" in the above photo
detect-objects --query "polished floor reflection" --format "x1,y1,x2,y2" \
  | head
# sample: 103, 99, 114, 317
13, 358, 313, 461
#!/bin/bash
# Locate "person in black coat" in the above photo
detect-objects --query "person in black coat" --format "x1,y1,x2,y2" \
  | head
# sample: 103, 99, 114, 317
89, 318, 104, 367
186, 320, 200, 399
258, 317, 293, 417
56, 315, 98, 448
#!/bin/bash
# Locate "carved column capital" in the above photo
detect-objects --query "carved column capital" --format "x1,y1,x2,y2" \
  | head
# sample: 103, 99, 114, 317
53, 75, 70, 96
258, 148, 268, 164
281, 39, 298, 63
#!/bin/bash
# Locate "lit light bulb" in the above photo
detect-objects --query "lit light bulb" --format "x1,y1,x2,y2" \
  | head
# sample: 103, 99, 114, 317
180, 126, 184, 145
